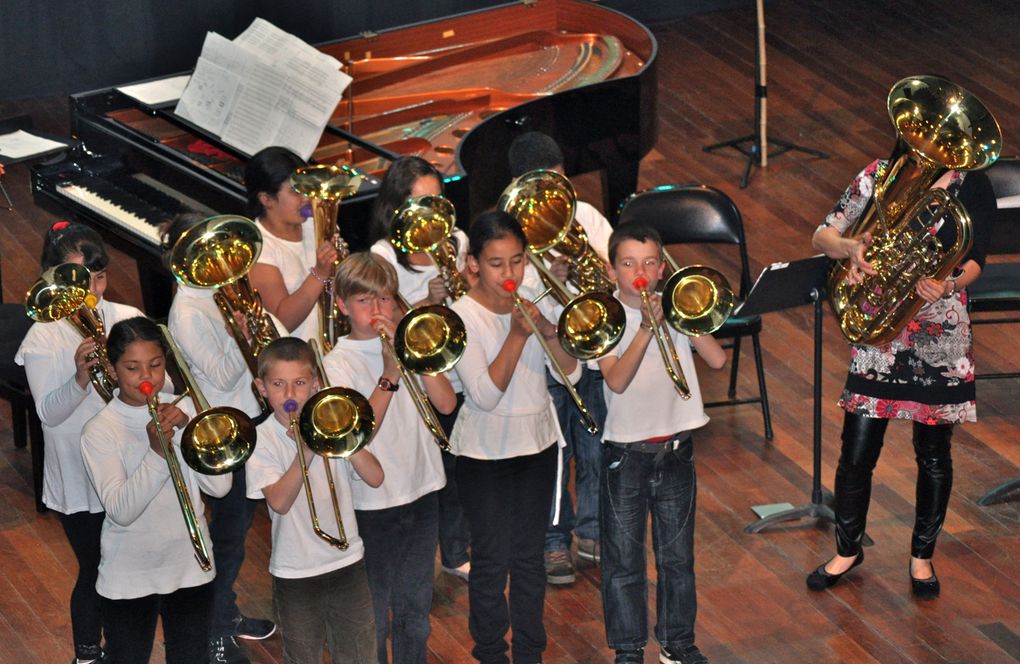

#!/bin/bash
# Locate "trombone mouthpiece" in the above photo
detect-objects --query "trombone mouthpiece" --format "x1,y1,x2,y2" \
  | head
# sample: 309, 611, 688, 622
139, 381, 154, 397
299, 203, 312, 218
284, 399, 299, 414
633, 276, 649, 290
502, 279, 518, 293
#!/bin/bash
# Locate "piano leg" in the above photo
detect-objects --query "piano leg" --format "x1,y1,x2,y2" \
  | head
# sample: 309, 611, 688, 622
137, 259, 174, 320
602, 160, 640, 223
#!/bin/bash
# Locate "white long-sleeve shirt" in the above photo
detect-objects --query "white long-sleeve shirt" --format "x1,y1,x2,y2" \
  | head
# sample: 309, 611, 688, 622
256, 217, 319, 343
15, 299, 143, 513
167, 285, 261, 418
450, 295, 579, 460
81, 395, 231, 599
599, 301, 709, 442
246, 416, 365, 579
322, 337, 446, 510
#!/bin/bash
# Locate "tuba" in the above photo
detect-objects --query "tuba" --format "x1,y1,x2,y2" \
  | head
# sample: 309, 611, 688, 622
26, 263, 117, 401
498, 170, 626, 361
141, 324, 257, 570
291, 164, 364, 350
828, 75, 1002, 346
167, 215, 279, 415
294, 340, 375, 549
390, 194, 470, 301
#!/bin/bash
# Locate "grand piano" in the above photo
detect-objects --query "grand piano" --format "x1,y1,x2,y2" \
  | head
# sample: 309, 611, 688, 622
33, 0, 657, 317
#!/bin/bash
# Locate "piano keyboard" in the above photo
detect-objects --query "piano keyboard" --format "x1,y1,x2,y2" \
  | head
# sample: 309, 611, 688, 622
56, 173, 217, 246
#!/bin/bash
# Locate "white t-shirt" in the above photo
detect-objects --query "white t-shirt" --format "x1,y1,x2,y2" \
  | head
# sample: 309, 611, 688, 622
322, 337, 446, 510
256, 218, 319, 343
81, 396, 231, 599
450, 295, 578, 460
599, 301, 709, 442
168, 285, 261, 418
246, 415, 365, 579
370, 230, 468, 394
15, 299, 143, 514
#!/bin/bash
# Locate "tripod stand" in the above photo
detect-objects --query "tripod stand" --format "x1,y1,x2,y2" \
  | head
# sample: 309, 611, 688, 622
703, 0, 828, 188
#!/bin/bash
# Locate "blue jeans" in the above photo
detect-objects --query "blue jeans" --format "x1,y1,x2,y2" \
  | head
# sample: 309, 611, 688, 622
457, 445, 558, 664
356, 492, 439, 664
546, 366, 607, 551
599, 435, 697, 653
207, 468, 258, 637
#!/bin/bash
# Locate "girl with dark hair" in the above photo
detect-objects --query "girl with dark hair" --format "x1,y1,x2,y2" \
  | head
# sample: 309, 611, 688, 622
368, 156, 473, 582
245, 146, 338, 342
449, 211, 579, 664
15, 222, 144, 664
161, 213, 276, 662
81, 316, 231, 664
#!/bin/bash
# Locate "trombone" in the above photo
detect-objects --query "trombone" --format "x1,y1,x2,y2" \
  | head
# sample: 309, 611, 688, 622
293, 340, 375, 549
503, 279, 600, 435
141, 324, 257, 570
390, 194, 469, 301
379, 292, 465, 450
26, 263, 117, 401
167, 215, 279, 416
291, 164, 364, 351
633, 254, 735, 399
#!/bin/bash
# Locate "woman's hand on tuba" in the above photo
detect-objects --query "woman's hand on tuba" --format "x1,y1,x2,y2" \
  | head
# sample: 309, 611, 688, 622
846, 232, 877, 285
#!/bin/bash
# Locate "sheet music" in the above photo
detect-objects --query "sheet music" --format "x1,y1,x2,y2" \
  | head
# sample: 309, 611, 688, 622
117, 75, 191, 106
175, 19, 350, 160
0, 130, 67, 159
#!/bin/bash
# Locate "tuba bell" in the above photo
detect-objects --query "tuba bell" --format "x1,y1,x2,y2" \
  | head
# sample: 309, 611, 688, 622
26, 263, 117, 401
291, 164, 364, 351
390, 194, 470, 301
167, 215, 279, 416
828, 75, 1002, 346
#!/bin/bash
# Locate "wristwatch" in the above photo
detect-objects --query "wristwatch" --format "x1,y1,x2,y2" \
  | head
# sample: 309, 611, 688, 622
377, 377, 399, 392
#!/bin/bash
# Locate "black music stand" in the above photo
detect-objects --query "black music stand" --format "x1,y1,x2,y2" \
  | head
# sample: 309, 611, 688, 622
737, 255, 870, 543
702, 0, 828, 188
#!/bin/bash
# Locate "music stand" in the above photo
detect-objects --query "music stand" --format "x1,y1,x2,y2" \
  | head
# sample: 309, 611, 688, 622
702, 0, 828, 188
737, 255, 871, 543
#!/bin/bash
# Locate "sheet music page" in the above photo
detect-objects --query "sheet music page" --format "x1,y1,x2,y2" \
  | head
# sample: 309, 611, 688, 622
174, 19, 350, 160
117, 74, 191, 106
0, 130, 68, 159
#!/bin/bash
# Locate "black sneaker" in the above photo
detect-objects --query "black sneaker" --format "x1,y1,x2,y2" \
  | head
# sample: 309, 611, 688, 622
615, 648, 644, 663
232, 614, 277, 640
660, 644, 709, 664
544, 549, 576, 585
208, 636, 251, 664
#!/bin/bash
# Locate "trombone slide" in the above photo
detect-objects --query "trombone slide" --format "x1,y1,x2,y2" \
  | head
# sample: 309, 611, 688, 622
634, 277, 692, 400
139, 381, 213, 571
503, 279, 598, 435
286, 399, 349, 550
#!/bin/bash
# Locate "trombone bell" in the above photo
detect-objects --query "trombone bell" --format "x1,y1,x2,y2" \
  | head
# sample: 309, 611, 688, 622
299, 387, 375, 458
394, 305, 467, 376
663, 265, 735, 337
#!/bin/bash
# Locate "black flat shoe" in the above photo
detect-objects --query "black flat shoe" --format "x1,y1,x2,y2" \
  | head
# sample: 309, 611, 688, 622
910, 561, 940, 600
806, 551, 864, 591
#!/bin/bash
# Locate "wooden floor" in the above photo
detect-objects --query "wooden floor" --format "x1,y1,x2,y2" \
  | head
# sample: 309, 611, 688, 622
2, 1, 1020, 662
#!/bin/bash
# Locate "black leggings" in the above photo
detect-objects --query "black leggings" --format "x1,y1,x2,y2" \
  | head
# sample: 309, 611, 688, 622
834, 412, 953, 559
59, 511, 105, 661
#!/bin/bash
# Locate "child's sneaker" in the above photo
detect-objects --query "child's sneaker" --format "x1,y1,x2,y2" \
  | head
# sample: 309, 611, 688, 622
660, 644, 709, 664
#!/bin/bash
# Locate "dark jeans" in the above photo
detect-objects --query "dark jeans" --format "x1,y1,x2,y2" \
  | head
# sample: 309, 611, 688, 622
834, 412, 954, 559
272, 560, 376, 664
457, 444, 558, 664
436, 393, 470, 568
356, 491, 439, 664
600, 435, 697, 653
546, 367, 607, 551
207, 468, 258, 637
59, 510, 105, 661
101, 581, 213, 664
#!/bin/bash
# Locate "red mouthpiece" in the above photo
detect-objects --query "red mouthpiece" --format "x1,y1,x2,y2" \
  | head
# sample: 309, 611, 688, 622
502, 279, 518, 293
139, 381, 154, 397
633, 276, 649, 290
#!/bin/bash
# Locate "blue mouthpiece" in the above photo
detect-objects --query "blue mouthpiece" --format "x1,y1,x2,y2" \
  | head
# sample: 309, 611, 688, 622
284, 399, 298, 414
299, 203, 312, 218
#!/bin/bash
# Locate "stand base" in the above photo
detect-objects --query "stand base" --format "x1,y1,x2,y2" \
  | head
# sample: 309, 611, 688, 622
0, 180, 13, 210
977, 476, 1020, 506
703, 134, 829, 189
744, 489, 874, 546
